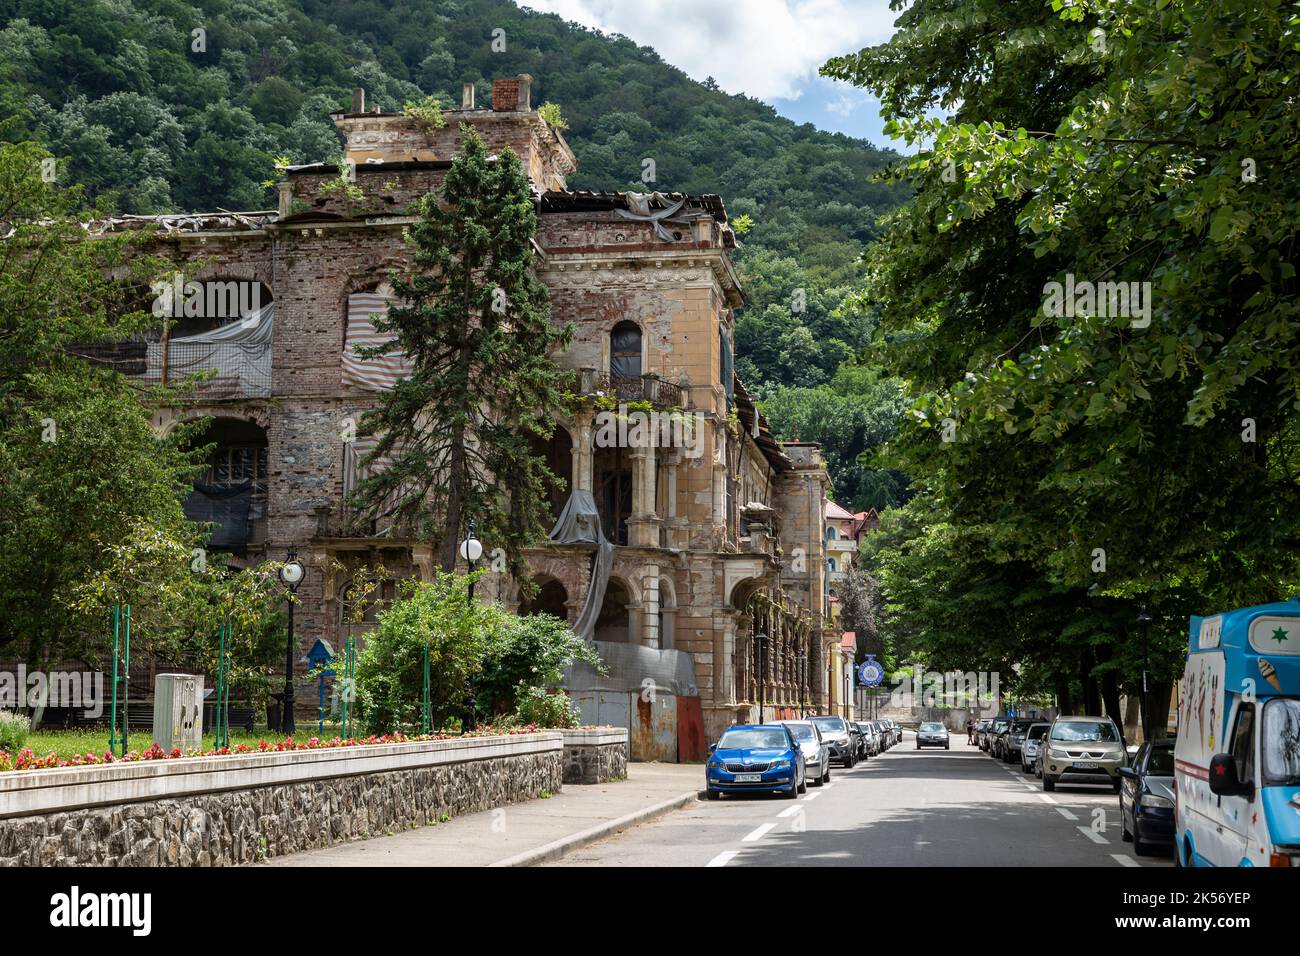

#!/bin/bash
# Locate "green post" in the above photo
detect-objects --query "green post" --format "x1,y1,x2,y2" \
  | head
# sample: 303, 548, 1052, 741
122, 603, 131, 754
109, 605, 121, 757
421, 641, 431, 734
213, 619, 229, 750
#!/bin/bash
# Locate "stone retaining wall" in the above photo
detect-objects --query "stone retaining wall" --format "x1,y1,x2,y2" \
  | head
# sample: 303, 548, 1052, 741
561, 728, 628, 784
0, 734, 563, 867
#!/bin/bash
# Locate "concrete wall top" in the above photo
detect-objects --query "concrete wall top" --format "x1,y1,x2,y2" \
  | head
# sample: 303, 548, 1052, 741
0, 733, 562, 819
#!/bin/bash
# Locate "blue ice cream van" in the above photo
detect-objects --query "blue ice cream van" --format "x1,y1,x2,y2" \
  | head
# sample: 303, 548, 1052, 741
1175, 599, 1300, 867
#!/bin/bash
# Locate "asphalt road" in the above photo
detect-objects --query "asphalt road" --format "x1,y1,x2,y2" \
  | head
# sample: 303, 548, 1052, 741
550, 732, 1178, 867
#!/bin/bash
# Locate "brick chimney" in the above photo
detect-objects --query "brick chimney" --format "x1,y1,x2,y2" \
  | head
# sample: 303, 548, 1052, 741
491, 76, 519, 111
351, 87, 365, 113
491, 74, 533, 112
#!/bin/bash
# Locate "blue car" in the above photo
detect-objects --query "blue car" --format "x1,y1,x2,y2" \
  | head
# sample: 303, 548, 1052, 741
1119, 738, 1176, 856
706, 724, 805, 800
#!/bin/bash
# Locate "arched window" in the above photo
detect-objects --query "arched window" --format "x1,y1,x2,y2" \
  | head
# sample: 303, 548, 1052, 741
609, 321, 642, 380
827, 557, 838, 573
825, 526, 838, 541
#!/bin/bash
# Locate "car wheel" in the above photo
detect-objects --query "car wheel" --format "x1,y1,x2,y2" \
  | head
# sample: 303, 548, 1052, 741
706, 788, 721, 800
1120, 809, 1133, 842
1112, 779, 1122, 794
1132, 823, 1153, 856
1043, 775, 1056, 792
782, 778, 799, 800
798, 774, 807, 794
822, 765, 831, 784
809, 769, 823, 787
945, 742, 950, 750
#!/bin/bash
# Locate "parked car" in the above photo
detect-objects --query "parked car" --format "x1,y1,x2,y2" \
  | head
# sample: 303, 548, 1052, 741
874, 720, 891, 750
705, 724, 805, 800
974, 718, 993, 750
781, 720, 831, 786
1002, 718, 1036, 763
986, 717, 1011, 756
811, 715, 857, 767
1177, 600, 1300, 868
915, 721, 950, 750
887, 720, 903, 746
1119, 739, 1176, 855
1020, 722, 1050, 773
853, 721, 876, 758
1041, 715, 1127, 792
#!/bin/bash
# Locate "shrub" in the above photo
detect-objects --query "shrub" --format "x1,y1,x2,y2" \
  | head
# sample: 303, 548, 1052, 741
0, 710, 30, 754
477, 612, 602, 719
514, 686, 581, 729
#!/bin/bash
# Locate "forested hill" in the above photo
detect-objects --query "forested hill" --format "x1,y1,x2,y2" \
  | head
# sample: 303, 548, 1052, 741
0, 0, 911, 510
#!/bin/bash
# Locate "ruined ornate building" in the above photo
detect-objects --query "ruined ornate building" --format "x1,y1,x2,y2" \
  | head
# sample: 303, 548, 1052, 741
112, 76, 841, 759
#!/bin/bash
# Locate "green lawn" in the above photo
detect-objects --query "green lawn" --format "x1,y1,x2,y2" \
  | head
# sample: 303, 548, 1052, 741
20, 723, 349, 760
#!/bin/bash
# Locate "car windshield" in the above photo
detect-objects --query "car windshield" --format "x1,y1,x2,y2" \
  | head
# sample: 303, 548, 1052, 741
1051, 720, 1119, 743
1262, 698, 1300, 786
717, 728, 790, 750
920, 723, 944, 732
1027, 725, 1049, 740
993, 721, 1008, 732
813, 718, 846, 733
1145, 748, 1175, 776
784, 723, 816, 741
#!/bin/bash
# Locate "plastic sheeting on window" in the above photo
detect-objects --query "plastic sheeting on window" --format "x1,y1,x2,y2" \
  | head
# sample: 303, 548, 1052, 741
184, 481, 255, 551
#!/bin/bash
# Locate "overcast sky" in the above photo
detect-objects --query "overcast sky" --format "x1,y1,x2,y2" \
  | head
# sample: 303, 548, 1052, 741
520, 0, 902, 146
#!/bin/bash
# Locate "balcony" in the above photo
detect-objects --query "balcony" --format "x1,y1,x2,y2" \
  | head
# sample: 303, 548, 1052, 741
128, 338, 272, 400
592, 372, 683, 409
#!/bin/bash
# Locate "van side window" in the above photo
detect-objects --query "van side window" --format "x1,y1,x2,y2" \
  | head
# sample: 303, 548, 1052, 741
1229, 704, 1255, 785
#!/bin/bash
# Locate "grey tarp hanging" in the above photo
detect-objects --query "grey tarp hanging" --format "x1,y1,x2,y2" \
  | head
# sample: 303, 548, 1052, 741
548, 489, 614, 641
615, 191, 710, 242
149, 302, 274, 393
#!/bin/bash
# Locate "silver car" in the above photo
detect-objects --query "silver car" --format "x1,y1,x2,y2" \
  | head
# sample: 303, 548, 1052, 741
810, 715, 858, 768
781, 720, 831, 786
853, 721, 878, 757
1020, 722, 1050, 773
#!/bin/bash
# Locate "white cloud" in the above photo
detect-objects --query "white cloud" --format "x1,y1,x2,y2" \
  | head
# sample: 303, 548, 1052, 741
520, 0, 897, 102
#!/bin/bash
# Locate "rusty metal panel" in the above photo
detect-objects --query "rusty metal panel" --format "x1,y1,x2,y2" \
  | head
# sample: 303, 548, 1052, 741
677, 695, 707, 762
631, 690, 677, 762
572, 690, 630, 731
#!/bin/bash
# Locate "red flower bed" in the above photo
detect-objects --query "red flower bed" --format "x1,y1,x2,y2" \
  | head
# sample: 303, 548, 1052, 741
0, 726, 543, 774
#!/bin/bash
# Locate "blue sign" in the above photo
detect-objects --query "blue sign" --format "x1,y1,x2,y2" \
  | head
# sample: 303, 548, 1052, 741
857, 656, 884, 688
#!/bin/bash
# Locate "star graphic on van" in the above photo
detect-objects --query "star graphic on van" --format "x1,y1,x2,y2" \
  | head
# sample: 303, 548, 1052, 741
1272, 627, 1290, 645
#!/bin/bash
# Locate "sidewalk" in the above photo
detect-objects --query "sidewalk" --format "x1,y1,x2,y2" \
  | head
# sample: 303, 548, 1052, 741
261, 762, 702, 867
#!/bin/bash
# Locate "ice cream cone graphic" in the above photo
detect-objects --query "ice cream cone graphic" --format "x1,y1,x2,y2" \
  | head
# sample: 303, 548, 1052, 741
1259, 658, 1282, 693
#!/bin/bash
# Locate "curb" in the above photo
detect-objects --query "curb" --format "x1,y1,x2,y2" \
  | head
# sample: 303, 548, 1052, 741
488, 789, 701, 867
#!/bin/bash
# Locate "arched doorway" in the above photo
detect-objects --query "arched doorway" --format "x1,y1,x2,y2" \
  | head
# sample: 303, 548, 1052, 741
595, 577, 635, 643
519, 576, 569, 621
183, 417, 269, 553
528, 425, 573, 526
609, 321, 643, 381
657, 576, 677, 650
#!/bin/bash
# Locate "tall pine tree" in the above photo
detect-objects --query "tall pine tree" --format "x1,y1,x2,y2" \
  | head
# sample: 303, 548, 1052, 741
352, 126, 573, 580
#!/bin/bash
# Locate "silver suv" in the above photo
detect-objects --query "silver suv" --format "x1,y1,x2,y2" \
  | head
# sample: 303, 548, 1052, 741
1041, 716, 1127, 792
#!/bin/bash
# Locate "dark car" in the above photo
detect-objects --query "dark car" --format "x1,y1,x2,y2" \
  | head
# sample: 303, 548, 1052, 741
974, 718, 994, 750
1119, 739, 1176, 855
915, 721, 950, 750
1001, 718, 1036, 763
852, 721, 874, 759
811, 715, 857, 767
705, 724, 805, 800
985, 717, 1011, 755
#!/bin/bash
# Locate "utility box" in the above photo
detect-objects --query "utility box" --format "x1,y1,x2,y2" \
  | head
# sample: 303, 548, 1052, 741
153, 674, 204, 752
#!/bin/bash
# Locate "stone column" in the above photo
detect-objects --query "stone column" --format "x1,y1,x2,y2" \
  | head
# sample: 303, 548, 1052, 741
639, 568, 660, 648
626, 443, 660, 547
572, 407, 595, 494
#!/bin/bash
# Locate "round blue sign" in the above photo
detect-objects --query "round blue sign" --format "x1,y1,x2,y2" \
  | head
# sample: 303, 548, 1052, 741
857, 659, 884, 687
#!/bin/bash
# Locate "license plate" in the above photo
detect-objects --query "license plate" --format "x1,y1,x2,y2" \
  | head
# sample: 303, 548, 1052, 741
733, 773, 762, 782
1073, 761, 1097, 769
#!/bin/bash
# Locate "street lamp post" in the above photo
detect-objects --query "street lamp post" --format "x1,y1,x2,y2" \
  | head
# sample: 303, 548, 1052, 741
460, 524, 484, 732
796, 652, 807, 718
277, 548, 306, 736
460, 523, 483, 599
1137, 603, 1153, 743
756, 631, 768, 724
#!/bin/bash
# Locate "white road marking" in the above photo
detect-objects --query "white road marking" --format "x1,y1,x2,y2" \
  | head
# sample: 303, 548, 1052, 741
1055, 807, 1079, 821
777, 805, 803, 818
706, 851, 740, 867
1037, 793, 1056, 804
1112, 853, 1140, 868
743, 823, 776, 842
803, 791, 823, 802
1077, 825, 1109, 845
